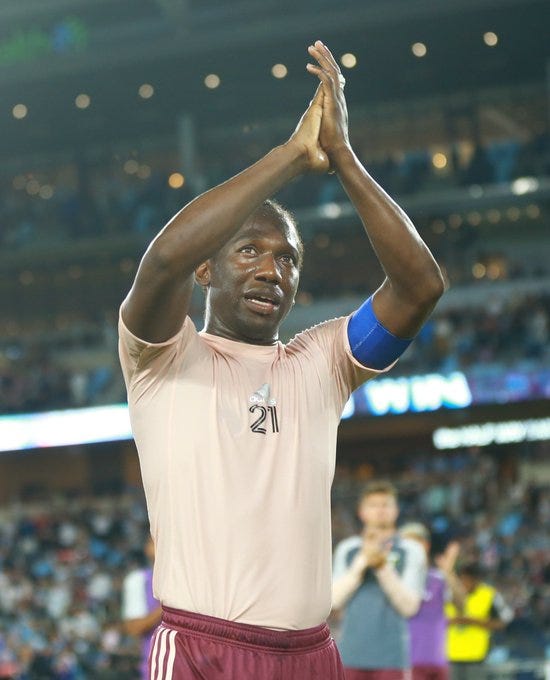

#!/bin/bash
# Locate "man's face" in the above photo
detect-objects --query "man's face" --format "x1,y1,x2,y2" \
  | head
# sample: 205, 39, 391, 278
358, 492, 399, 531
199, 213, 301, 344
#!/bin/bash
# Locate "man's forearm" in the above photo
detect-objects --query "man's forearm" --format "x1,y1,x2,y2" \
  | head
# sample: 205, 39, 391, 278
375, 563, 421, 618
151, 142, 305, 276
124, 606, 162, 637
445, 570, 466, 610
332, 146, 444, 310
332, 553, 368, 611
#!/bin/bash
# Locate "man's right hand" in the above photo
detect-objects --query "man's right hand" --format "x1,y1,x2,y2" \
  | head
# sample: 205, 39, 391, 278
361, 539, 389, 570
286, 85, 330, 174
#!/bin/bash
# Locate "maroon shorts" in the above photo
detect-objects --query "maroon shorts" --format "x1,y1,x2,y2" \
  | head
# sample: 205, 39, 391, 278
344, 670, 411, 680
412, 667, 449, 680
148, 605, 345, 679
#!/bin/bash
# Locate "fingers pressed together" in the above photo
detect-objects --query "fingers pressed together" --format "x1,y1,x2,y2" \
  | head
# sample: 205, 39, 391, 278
306, 40, 346, 91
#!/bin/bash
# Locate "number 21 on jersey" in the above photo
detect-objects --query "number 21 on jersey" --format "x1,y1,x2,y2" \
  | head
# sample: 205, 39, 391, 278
249, 405, 279, 435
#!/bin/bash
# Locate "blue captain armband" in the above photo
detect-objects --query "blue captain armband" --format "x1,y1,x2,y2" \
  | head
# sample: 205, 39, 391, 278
347, 296, 413, 370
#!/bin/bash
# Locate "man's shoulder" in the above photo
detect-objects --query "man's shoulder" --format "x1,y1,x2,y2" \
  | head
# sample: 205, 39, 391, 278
286, 316, 348, 346
398, 535, 425, 557
118, 312, 196, 348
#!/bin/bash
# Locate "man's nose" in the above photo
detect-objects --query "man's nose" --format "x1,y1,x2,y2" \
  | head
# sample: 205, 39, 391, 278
254, 253, 281, 284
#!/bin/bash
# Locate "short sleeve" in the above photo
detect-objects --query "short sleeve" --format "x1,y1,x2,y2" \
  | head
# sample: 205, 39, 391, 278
332, 536, 362, 580
118, 311, 192, 390
400, 538, 427, 597
295, 315, 396, 414
121, 570, 147, 620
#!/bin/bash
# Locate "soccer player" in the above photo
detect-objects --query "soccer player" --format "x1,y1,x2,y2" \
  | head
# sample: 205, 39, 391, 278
332, 482, 427, 680
121, 536, 162, 679
399, 523, 464, 680
119, 40, 444, 679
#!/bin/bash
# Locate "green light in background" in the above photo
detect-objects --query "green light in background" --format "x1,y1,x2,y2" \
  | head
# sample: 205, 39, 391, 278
0, 17, 89, 67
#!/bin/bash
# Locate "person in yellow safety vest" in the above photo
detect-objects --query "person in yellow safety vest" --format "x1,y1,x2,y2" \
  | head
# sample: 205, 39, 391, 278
445, 562, 514, 680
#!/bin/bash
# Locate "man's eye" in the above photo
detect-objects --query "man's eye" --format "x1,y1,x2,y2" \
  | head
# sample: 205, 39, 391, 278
279, 255, 296, 265
240, 246, 256, 254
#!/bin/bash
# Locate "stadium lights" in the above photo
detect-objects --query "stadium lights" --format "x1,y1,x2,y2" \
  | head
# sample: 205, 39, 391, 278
271, 64, 288, 79
468, 185, 484, 198
0, 404, 132, 453
321, 202, 342, 219
204, 74, 221, 89
472, 262, 486, 279
512, 177, 539, 195
39, 185, 54, 200
26, 179, 40, 195
506, 207, 520, 221
139, 83, 155, 99
411, 42, 427, 58
137, 164, 151, 179
12, 104, 28, 119
75, 93, 90, 109
340, 53, 357, 68
168, 172, 185, 189
466, 211, 482, 226
432, 153, 447, 169
448, 214, 462, 229
124, 159, 139, 174
526, 204, 540, 219
433, 418, 550, 450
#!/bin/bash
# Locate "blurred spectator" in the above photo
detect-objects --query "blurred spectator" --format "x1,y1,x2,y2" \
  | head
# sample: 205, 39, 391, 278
399, 524, 464, 680
121, 536, 161, 680
445, 562, 514, 680
0, 443, 548, 675
332, 480, 427, 679
3, 290, 550, 415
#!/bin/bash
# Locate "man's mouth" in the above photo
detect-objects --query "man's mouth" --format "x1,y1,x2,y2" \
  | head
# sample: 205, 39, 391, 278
243, 293, 281, 315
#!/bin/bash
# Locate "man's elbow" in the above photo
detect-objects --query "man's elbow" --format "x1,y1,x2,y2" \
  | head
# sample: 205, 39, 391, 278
420, 266, 446, 306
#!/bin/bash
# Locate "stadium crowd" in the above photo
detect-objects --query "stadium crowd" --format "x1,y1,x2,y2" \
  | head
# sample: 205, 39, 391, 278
1, 290, 549, 414
0, 445, 548, 678
1, 112, 548, 250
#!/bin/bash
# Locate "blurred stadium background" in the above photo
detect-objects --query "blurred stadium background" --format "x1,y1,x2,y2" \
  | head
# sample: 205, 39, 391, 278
1, 0, 549, 677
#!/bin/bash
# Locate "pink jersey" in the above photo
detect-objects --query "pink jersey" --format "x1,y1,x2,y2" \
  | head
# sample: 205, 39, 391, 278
119, 314, 379, 630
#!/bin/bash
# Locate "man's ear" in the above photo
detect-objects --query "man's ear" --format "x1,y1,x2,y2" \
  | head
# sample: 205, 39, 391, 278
194, 261, 211, 287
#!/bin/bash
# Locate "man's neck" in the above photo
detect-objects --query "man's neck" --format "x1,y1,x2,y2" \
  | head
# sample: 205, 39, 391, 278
363, 526, 395, 543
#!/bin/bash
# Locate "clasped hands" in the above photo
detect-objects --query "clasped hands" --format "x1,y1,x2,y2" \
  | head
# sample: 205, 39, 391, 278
351, 534, 391, 575
288, 40, 351, 175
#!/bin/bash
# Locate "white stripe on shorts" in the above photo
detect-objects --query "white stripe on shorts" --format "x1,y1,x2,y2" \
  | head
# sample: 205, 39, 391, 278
155, 627, 169, 680
164, 630, 177, 680
150, 626, 166, 680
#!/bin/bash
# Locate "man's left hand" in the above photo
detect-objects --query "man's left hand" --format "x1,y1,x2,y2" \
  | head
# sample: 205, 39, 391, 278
306, 40, 350, 162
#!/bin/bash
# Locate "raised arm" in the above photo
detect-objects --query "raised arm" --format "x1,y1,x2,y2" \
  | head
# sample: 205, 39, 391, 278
307, 41, 445, 338
121, 86, 329, 343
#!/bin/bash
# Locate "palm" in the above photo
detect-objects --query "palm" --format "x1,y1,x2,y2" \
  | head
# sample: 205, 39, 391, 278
290, 86, 330, 174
